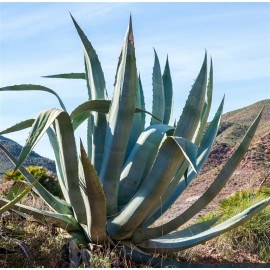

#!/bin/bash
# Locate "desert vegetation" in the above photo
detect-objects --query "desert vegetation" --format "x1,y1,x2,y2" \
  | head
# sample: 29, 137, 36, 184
0, 14, 269, 267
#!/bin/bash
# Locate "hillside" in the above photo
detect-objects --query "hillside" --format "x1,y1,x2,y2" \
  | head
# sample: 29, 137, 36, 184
156, 99, 270, 225
0, 136, 56, 175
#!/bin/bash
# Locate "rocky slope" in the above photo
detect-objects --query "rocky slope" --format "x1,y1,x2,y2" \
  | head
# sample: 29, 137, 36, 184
157, 99, 270, 224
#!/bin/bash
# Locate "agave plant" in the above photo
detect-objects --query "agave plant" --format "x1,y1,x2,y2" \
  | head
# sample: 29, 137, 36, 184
0, 14, 269, 265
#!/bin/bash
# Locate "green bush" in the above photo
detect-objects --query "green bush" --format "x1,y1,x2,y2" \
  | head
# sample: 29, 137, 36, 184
200, 188, 270, 261
3, 166, 62, 198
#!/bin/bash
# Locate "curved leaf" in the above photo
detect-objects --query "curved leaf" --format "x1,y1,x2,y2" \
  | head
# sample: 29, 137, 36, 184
119, 124, 174, 207
134, 106, 263, 242
0, 178, 39, 214
0, 143, 72, 215
0, 198, 80, 231
137, 197, 270, 253
0, 84, 66, 111
70, 100, 110, 130
14, 109, 87, 226
0, 119, 34, 135
46, 126, 70, 203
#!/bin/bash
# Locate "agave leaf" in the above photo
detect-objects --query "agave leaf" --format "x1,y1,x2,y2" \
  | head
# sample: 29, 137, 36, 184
150, 49, 164, 125
119, 124, 174, 207
162, 56, 173, 125
70, 100, 161, 131
158, 215, 221, 240
142, 97, 224, 229
108, 136, 197, 240
71, 14, 108, 174
49, 111, 88, 226
174, 53, 207, 140
14, 109, 87, 226
43, 73, 86, 79
125, 76, 145, 162
0, 143, 72, 214
0, 198, 80, 231
0, 119, 34, 135
70, 14, 107, 101
99, 17, 137, 216
79, 141, 107, 243
0, 84, 66, 111
46, 126, 70, 203
137, 197, 270, 253
6, 182, 26, 200
134, 106, 263, 242
70, 100, 110, 130
194, 59, 213, 145
138, 75, 146, 128
0, 178, 39, 214
13, 109, 63, 172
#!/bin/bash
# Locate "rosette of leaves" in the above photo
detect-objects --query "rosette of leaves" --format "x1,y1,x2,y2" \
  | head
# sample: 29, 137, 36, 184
0, 14, 269, 266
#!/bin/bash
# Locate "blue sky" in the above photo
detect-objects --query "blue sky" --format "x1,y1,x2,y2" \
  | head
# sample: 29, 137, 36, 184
0, 2, 270, 159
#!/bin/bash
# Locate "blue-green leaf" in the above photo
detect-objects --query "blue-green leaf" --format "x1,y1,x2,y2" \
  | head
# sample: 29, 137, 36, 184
43, 73, 86, 79
174, 53, 207, 140
0, 84, 67, 111
119, 124, 174, 207
162, 56, 173, 125
108, 136, 197, 240
137, 197, 270, 253
150, 49, 164, 125
99, 17, 137, 216
0, 119, 34, 135
0, 143, 72, 215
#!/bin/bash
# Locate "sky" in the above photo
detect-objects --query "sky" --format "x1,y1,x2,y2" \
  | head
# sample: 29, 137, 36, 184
0, 2, 270, 160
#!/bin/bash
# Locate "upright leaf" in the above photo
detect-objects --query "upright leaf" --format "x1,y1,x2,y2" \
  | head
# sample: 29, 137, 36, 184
71, 14, 108, 174
142, 97, 224, 229
162, 56, 173, 125
124, 76, 145, 161
174, 53, 207, 140
79, 141, 107, 243
99, 17, 137, 216
108, 136, 197, 240
138, 75, 146, 128
150, 49, 165, 125
194, 59, 213, 145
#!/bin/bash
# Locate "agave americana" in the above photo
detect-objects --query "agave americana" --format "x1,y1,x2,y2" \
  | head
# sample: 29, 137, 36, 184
0, 14, 269, 266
